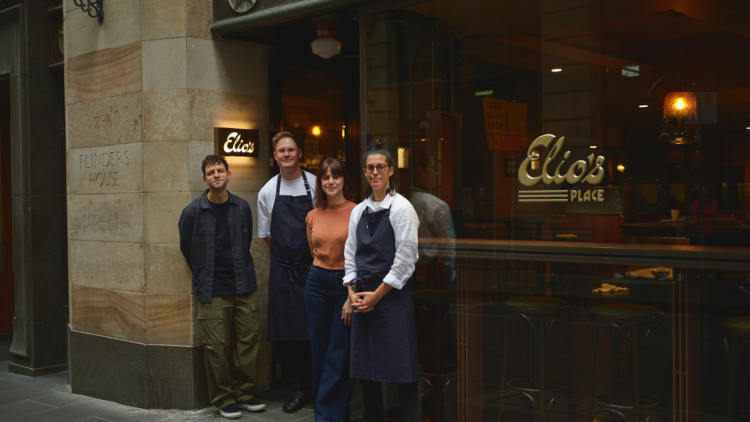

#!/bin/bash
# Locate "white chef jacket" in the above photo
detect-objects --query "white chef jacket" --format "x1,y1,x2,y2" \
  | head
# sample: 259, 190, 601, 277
343, 192, 420, 290
257, 171, 317, 239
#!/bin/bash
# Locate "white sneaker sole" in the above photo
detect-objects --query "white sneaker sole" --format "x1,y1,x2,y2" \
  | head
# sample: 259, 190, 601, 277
238, 403, 266, 412
219, 410, 241, 419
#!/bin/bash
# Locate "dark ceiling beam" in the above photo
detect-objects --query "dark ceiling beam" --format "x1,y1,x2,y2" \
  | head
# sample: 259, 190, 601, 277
211, 0, 366, 36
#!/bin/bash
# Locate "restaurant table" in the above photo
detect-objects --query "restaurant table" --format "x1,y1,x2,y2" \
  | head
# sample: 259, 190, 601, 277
418, 238, 750, 422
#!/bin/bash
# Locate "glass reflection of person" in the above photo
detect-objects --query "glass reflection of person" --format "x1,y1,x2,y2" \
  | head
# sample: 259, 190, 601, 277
411, 154, 456, 288
692, 184, 719, 218
343, 142, 421, 422
623, 177, 648, 223
304, 158, 356, 422
649, 182, 681, 221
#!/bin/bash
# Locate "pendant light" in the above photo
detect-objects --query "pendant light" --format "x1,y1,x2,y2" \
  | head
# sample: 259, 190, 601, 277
311, 26, 341, 59
659, 91, 699, 144
657, 12, 699, 145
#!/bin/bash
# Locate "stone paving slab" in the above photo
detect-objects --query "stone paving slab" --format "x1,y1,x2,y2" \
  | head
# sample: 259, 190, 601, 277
0, 362, 315, 422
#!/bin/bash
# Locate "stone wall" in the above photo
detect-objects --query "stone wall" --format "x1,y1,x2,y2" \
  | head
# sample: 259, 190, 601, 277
64, 0, 272, 409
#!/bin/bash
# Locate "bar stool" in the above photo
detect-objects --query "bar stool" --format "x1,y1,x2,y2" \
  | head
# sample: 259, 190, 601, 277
588, 304, 664, 422
724, 316, 750, 421
499, 296, 575, 422
413, 289, 458, 422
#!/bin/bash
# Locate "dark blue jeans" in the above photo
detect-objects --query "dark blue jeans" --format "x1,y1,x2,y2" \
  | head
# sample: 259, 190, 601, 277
305, 266, 354, 422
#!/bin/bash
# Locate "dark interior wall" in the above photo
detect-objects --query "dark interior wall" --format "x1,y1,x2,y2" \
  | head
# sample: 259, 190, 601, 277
0, 0, 68, 376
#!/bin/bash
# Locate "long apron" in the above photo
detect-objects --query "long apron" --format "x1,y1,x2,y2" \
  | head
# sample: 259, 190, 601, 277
268, 173, 314, 342
350, 206, 419, 383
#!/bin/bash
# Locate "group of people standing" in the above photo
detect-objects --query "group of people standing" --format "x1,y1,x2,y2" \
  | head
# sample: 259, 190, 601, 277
178, 131, 421, 422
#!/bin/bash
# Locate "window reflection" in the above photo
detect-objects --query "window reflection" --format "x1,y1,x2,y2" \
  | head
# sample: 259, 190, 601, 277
362, 1, 750, 421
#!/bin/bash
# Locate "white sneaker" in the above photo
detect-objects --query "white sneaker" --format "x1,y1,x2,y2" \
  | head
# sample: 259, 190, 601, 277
219, 404, 242, 419
237, 398, 266, 412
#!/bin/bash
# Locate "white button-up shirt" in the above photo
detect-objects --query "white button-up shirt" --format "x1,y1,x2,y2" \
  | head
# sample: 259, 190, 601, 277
343, 192, 420, 290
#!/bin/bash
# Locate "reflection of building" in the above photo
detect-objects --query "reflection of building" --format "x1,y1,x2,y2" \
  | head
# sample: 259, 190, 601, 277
50, 0, 750, 419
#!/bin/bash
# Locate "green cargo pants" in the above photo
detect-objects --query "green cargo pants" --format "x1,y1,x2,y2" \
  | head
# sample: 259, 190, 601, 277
197, 292, 260, 410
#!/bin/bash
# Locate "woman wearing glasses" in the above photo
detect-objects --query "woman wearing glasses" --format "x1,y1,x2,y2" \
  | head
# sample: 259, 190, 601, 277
343, 141, 421, 422
305, 158, 357, 422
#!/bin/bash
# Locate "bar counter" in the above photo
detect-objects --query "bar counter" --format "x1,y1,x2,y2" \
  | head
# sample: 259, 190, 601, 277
417, 238, 750, 422
419, 238, 750, 271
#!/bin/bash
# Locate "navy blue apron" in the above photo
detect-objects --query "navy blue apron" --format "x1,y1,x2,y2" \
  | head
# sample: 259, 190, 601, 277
349, 203, 418, 383
268, 173, 314, 342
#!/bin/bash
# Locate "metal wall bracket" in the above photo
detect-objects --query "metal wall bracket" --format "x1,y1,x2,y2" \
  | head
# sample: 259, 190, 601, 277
73, 0, 103, 23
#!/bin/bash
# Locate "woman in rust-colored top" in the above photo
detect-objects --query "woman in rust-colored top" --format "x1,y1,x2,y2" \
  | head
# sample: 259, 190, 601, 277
304, 158, 356, 422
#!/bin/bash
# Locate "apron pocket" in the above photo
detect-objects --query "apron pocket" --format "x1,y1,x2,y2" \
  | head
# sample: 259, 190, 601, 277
197, 310, 224, 345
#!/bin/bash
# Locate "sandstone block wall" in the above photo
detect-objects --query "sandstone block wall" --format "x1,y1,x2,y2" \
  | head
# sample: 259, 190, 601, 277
64, 0, 273, 404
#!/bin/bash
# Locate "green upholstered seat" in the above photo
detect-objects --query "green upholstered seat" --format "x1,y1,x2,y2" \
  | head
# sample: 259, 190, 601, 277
726, 316, 750, 331
412, 289, 458, 304
505, 296, 568, 309
591, 303, 662, 318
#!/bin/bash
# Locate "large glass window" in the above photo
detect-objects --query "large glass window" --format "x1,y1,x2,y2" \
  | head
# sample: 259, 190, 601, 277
363, 0, 750, 249
361, 1, 750, 421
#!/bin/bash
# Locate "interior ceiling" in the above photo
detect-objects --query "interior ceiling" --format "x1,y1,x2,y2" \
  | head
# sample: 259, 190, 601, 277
404, 0, 750, 68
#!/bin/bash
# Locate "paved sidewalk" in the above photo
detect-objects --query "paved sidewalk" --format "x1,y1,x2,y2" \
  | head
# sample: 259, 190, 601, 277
0, 361, 314, 422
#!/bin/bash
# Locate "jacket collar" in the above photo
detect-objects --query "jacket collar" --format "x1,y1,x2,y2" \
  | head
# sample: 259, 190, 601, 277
199, 189, 239, 208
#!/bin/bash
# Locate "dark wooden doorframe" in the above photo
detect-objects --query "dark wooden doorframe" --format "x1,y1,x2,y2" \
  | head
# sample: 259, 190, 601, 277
0, 94, 14, 334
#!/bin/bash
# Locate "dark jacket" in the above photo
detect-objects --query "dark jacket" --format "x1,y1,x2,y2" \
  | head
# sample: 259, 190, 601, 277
178, 190, 257, 303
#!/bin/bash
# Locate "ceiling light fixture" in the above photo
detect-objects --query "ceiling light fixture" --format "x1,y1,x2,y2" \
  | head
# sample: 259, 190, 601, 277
660, 92, 699, 144
652, 12, 699, 145
311, 26, 341, 59
551, 68, 562, 73
639, 104, 648, 108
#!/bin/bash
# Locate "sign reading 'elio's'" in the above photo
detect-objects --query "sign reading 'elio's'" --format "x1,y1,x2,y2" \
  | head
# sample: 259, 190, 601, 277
214, 128, 259, 157
517, 134, 606, 203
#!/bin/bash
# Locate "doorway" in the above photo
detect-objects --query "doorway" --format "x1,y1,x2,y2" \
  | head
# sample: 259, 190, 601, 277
266, 14, 363, 202
275, 65, 362, 199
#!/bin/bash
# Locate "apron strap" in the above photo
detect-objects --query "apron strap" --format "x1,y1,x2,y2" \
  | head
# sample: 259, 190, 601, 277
275, 172, 313, 207
301, 172, 314, 208
361, 197, 394, 235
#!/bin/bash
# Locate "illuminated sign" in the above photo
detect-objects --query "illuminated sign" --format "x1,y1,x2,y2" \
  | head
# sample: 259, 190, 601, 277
214, 128, 259, 157
517, 134, 606, 203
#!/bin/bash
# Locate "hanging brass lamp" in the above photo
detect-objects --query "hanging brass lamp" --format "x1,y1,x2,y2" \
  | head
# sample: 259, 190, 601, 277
659, 91, 699, 145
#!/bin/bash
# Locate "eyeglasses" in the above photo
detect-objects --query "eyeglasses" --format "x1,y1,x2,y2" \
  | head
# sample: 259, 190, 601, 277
364, 164, 389, 174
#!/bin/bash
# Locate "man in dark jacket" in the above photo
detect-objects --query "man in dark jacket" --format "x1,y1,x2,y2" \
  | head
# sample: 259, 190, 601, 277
178, 155, 265, 419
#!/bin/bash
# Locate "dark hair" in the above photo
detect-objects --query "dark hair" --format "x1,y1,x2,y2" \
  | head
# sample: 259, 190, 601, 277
201, 155, 229, 175
314, 158, 351, 209
272, 131, 301, 150
657, 182, 670, 191
362, 139, 396, 198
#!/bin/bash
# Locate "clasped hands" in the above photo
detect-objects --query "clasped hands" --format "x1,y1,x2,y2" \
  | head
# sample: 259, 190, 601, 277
349, 291, 382, 313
